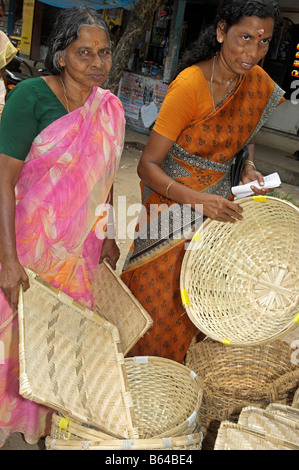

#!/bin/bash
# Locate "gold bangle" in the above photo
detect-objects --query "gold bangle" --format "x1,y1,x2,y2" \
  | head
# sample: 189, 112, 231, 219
166, 181, 175, 198
244, 159, 256, 170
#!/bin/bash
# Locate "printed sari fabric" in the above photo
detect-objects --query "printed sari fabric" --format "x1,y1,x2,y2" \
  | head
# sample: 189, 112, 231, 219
0, 87, 125, 447
0, 31, 17, 110
121, 65, 284, 363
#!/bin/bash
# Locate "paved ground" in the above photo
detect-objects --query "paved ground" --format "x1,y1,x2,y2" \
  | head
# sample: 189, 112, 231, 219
1, 126, 298, 451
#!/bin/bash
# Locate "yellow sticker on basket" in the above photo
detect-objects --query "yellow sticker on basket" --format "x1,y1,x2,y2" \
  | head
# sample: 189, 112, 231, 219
253, 195, 267, 202
181, 289, 190, 307
192, 232, 202, 243
294, 313, 299, 324
222, 339, 231, 345
59, 417, 71, 431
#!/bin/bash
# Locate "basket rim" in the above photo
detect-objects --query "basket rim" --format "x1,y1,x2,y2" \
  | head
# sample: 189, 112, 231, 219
239, 405, 299, 430
94, 261, 153, 355
45, 432, 204, 450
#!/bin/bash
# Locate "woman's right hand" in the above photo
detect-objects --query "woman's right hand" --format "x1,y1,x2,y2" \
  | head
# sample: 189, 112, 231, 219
0, 259, 30, 311
195, 192, 243, 223
0, 153, 27, 310
137, 131, 244, 224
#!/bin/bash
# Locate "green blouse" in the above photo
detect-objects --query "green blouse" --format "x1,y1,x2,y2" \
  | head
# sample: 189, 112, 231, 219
0, 77, 67, 160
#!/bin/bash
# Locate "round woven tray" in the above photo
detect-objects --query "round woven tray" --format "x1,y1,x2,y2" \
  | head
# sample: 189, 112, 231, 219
214, 421, 299, 450
180, 196, 299, 346
185, 338, 299, 448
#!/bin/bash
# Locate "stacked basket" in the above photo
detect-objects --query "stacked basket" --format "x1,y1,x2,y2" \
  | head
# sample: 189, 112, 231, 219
181, 197, 299, 449
185, 338, 299, 449
18, 265, 204, 450
214, 403, 299, 450
45, 356, 204, 450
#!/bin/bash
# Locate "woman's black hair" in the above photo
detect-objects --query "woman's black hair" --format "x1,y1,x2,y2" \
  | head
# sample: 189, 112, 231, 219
175, 0, 280, 76
44, 6, 110, 75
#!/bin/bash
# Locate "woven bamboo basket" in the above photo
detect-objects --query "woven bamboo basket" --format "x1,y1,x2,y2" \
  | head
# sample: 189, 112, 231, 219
92, 261, 152, 355
50, 413, 115, 440
185, 338, 299, 449
292, 389, 299, 408
49, 356, 203, 442
238, 406, 299, 445
214, 421, 299, 450
180, 196, 299, 346
18, 268, 138, 439
45, 432, 203, 450
124, 356, 203, 438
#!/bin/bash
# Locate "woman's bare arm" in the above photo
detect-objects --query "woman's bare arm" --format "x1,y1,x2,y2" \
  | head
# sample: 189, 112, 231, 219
137, 130, 244, 223
0, 153, 29, 310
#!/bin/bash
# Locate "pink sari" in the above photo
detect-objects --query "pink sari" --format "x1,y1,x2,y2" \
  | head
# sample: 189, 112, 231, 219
0, 86, 125, 446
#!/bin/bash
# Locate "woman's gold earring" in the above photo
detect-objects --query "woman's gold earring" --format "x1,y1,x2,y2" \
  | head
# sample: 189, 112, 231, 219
219, 38, 223, 43
58, 55, 65, 67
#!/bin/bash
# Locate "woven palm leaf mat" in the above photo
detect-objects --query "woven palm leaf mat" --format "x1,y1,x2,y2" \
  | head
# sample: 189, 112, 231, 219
91, 260, 152, 356
292, 389, 299, 408
181, 196, 299, 346
238, 406, 299, 445
214, 421, 299, 450
214, 402, 299, 450
18, 268, 138, 439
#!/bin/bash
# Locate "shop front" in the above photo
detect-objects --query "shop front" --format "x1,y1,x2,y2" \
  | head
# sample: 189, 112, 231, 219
116, 0, 299, 138
2, 0, 298, 139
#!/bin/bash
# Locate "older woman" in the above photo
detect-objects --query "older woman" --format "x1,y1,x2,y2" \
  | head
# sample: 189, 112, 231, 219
0, 7, 125, 447
121, 0, 285, 363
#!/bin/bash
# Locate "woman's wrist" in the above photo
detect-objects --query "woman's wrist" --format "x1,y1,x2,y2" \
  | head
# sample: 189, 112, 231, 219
165, 179, 207, 208
244, 159, 256, 170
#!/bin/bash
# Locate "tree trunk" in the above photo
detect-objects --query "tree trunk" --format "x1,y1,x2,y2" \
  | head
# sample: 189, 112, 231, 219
104, 0, 165, 94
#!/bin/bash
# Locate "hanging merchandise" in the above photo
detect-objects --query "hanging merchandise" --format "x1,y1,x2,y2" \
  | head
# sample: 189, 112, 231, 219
37, 0, 137, 10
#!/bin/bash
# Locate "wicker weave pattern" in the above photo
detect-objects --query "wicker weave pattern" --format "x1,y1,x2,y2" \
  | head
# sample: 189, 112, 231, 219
266, 403, 299, 421
92, 261, 152, 355
238, 406, 299, 444
181, 197, 299, 346
186, 339, 299, 434
124, 357, 203, 439
50, 413, 112, 441
214, 421, 299, 450
49, 353, 204, 442
292, 389, 299, 409
45, 432, 203, 450
18, 269, 137, 439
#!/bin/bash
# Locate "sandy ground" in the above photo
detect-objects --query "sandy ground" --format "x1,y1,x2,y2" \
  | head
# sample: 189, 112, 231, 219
1, 127, 299, 450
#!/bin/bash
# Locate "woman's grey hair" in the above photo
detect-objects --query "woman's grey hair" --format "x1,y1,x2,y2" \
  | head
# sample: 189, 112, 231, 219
45, 6, 111, 75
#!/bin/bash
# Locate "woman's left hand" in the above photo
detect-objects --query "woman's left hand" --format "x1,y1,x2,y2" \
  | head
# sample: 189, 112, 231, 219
241, 165, 273, 196
99, 237, 120, 270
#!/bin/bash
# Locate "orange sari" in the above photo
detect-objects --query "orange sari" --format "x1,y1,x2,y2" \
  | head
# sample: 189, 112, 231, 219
121, 65, 284, 363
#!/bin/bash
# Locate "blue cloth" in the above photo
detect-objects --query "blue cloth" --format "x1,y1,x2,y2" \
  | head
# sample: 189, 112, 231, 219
38, 0, 136, 9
